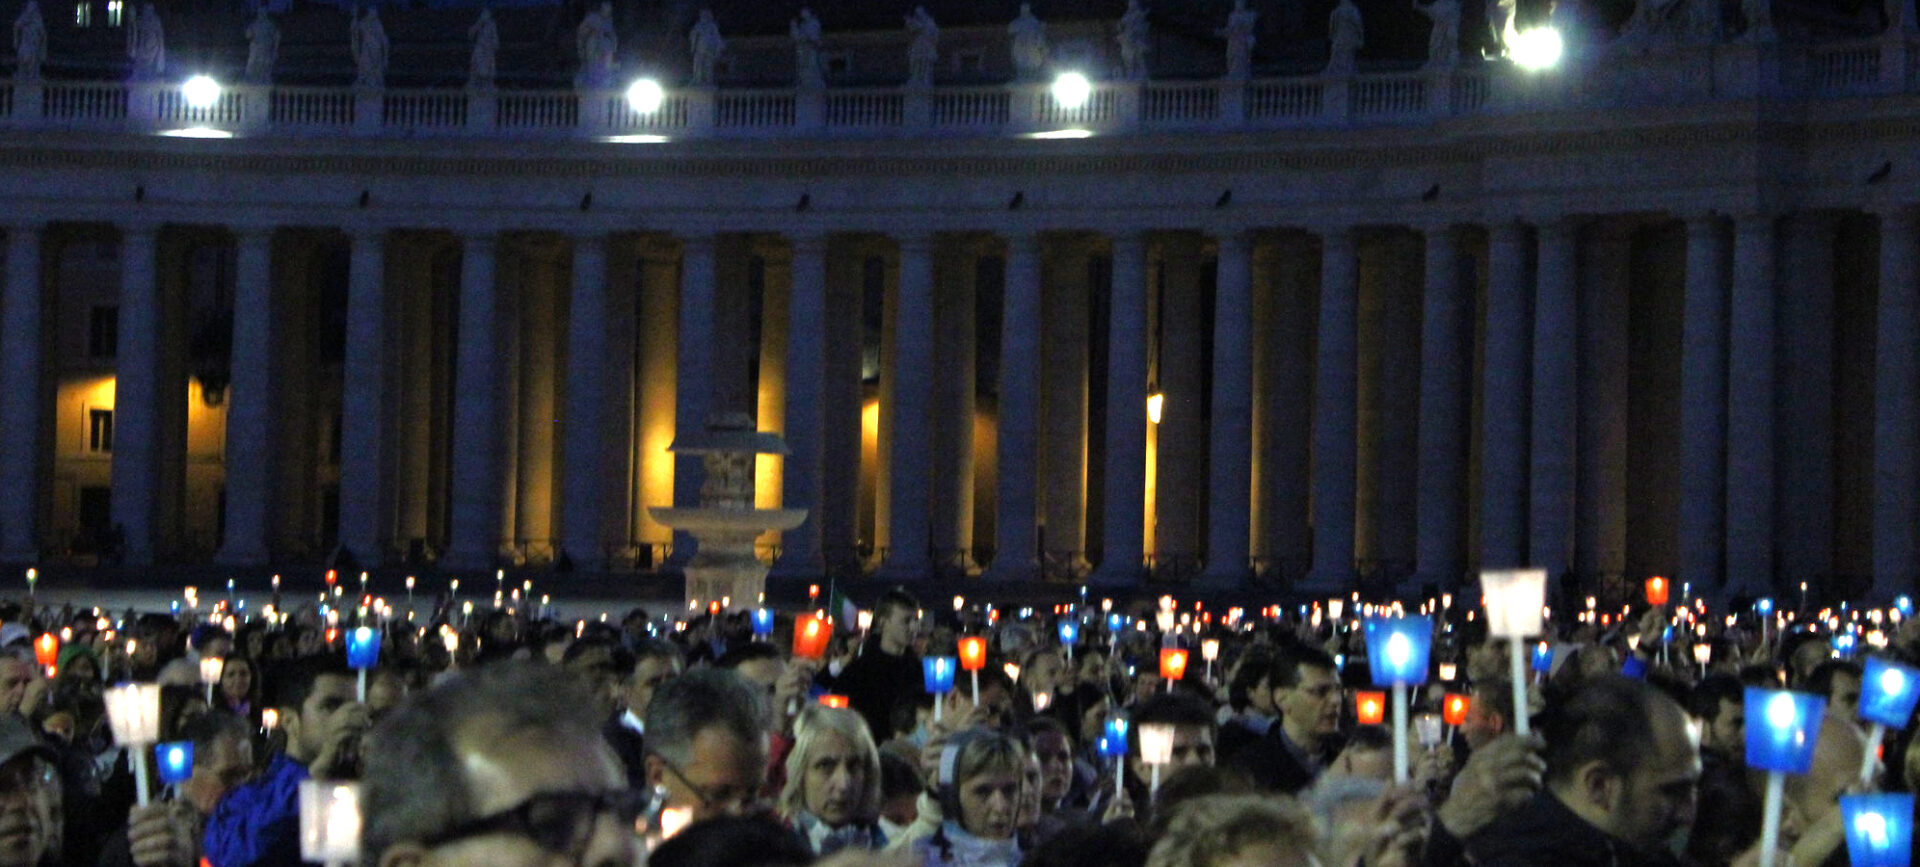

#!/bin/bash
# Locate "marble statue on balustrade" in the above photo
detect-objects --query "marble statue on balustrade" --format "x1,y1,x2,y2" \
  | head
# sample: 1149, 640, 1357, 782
1415, 0, 1460, 68
126, 4, 164, 81
244, 8, 278, 85
576, 2, 618, 89
1117, 0, 1150, 81
689, 9, 724, 86
351, 7, 388, 90
905, 6, 938, 88
1008, 4, 1047, 82
1485, 0, 1515, 52
791, 7, 824, 88
1220, 0, 1258, 81
1326, 0, 1363, 75
468, 9, 497, 89
12, 0, 43, 84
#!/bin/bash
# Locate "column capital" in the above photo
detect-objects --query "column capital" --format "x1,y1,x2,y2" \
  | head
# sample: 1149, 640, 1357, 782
786, 232, 829, 255
894, 232, 935, 254
1207, 226, 1254, 249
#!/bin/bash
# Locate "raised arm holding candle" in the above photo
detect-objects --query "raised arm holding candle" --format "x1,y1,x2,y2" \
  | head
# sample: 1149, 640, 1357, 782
1481, 569, 1546, 738
1857, 656, 1920, 785
1362, 614, 1432, 784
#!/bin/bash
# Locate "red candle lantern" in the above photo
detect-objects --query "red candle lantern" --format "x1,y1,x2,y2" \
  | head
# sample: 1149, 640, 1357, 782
1645, 576, 1670, 607
958, 637, 988, 671
33, 634, 57, 671
1356, 691, 1387, 726
793, 614, 830, 660
819, 694, 849, 709
1159, 648, 1190, 682
1442, 693, 1471, 727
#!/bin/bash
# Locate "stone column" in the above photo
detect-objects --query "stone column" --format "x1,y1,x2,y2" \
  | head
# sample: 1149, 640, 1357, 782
1091, 232, 1150, 586
1305, 227, 1359, 593
1414, 224, 1469, 589
667, 234, 717, 568
819, 242, 864, 574
1777, 213, 1835, 587
1680, 213, 1729, 593
1200, 230, 1254, 587
444, 232, 503, 570
1576, 221, 1631, 578
929, 243, 977, 572
1529, 219, 1579, 580
1481, 221, 1530, 570
987, 232, 1042, 581
1156, 239, 1207, 568
1874, 206, 1919, 603
877, 234, 935, 581
773, 234, 828, 578
215, 227, 275, 566
1261, 235, 1316, 579
560, 233, 609, 569
1725, 213, 1776, 597
337, 228, 389, 566
1041, 240, 1091, 572
0, 225, 42, 562
111, 224, 160, 565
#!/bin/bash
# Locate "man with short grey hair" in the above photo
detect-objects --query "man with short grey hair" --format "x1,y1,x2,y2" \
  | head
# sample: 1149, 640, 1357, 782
643, 667, 772, 825
359, 661, 640, 867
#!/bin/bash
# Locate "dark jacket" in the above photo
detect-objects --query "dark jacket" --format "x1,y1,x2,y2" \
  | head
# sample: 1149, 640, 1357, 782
1227, 724, 1324, 795
603, 715, 648, 791
1467, 790, 1683, 867
823, 640, 921, 741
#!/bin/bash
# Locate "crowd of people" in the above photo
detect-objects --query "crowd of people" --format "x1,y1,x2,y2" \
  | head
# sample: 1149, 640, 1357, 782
0, 581, 1900, 867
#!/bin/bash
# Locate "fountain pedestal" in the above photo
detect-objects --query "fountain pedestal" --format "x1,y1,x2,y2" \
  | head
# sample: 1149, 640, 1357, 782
649, 414, 806, 611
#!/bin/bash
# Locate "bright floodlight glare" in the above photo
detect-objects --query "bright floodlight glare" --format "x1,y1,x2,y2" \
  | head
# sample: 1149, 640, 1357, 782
626, 79, 665, 115
1051, 72, 1092, 110
181, 75, 222, 110
1510, 27, 1564, 71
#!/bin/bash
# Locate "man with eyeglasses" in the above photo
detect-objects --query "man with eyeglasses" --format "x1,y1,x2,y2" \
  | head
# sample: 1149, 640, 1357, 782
361, 660, 640, 867
0, 715, 58, 867
1229, 645, 1343, 794
643, 668, 773, 825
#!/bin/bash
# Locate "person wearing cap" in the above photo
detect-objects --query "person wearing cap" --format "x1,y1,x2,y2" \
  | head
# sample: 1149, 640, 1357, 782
0, 714, 61, 867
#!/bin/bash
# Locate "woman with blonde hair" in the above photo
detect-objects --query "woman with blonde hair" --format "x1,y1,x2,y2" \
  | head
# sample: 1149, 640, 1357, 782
779, 705, 887, 856
912, 729, 1027, 867
1146, 794, 1320, 867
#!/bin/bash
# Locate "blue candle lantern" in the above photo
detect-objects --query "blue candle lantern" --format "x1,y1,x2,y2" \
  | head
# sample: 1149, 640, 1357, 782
1621, 655, 1648, 680
923, 656, 956, 694
1107, 613, 1125, 634
1841, 793, 1915, 867
1835, 633, 1860, 657
156, 741, 193, 786
1758, 597, 1774, 616
1746, 688, 1828, 774
1058, 620, 1079, 647
1531, 642, 1553, 674
1900, 597, 1915, 618
1362, 616, 1432, 686
751, 608, 775, 638
1862, 657, 1920, 729
1099, 718, 1130, 759
345, 627, 381, 669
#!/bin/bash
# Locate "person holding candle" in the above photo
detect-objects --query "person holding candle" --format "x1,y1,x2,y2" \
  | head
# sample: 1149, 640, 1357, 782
358, 661, 641, 867
202, 659, 367, 867
1229, 646, 1341, 794
101, 712, 254, 867
1467, 677, 1701, 867
777, 705, 887, 855
1123, 693, 1217, 806
819, 589, 924, 743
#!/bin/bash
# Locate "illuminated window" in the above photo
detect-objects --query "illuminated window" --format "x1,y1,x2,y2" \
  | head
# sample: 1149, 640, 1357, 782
73, 1, 89, 27
106, 0, 121, 27
88, 409, 113, 453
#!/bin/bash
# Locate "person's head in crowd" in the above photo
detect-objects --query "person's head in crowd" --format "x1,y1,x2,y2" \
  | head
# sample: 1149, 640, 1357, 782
51, 645, 98, 691
365, 669, 409, 721
1271, 647, 1341, 750
30, 692, 74, 745
874, 588, 921, 656
939, 668, 1016, 731
1688, 674, 1746, 761
620, 609, 653, 647
1806, 659, 1862, 721
1075, 648, 1108, 689
1021, 648, 1068, 704
877, 749, 923, 832
1145, 794, 1318, 867
715, 643, 785, 709
623, 639, 684, 723
1018, 735, 1045, 835
1227, 650, 1279, 717
646, 815, 812, 867
216, 655, 257, 710
361, 661, 637, 867
562, 636, 634, 721
1076, 694, 1112, 751
936, 731, 1027, 842
0, 651, 33, 719
0, 716, 57, 867
1783, 709, 1866, 839
1020, 821, 1151, 867
270, 657, 367, 777
1782, 631, 1833, 686
159, 684, 210, 742
1127, 692, 1217, 787
1325, 725, 1392, 782
1149, 766, 1255, 837
778, 705, 881, 830
179, 711, 253, 815
1463, 645, 1517, 750
645, 668, 772, 824
191, 625, 233, 660
1024, 717, 1075, 810
1538, 675, 1701, 855
1685, 759, 1763, 867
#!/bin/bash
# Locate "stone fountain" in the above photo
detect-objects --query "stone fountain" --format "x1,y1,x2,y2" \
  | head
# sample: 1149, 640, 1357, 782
649, 413, 807, 611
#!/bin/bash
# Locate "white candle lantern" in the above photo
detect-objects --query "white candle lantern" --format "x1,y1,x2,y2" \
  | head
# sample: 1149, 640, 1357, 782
1138, 722, 1175, 793
298, 780, 362, 867
199, 657, 224, 705
1480, 569, 1547, 738
105, 683, 163, 806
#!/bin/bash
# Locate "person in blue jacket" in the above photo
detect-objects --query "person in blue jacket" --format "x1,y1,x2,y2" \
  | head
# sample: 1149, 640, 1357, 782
202, 658, 368, 867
